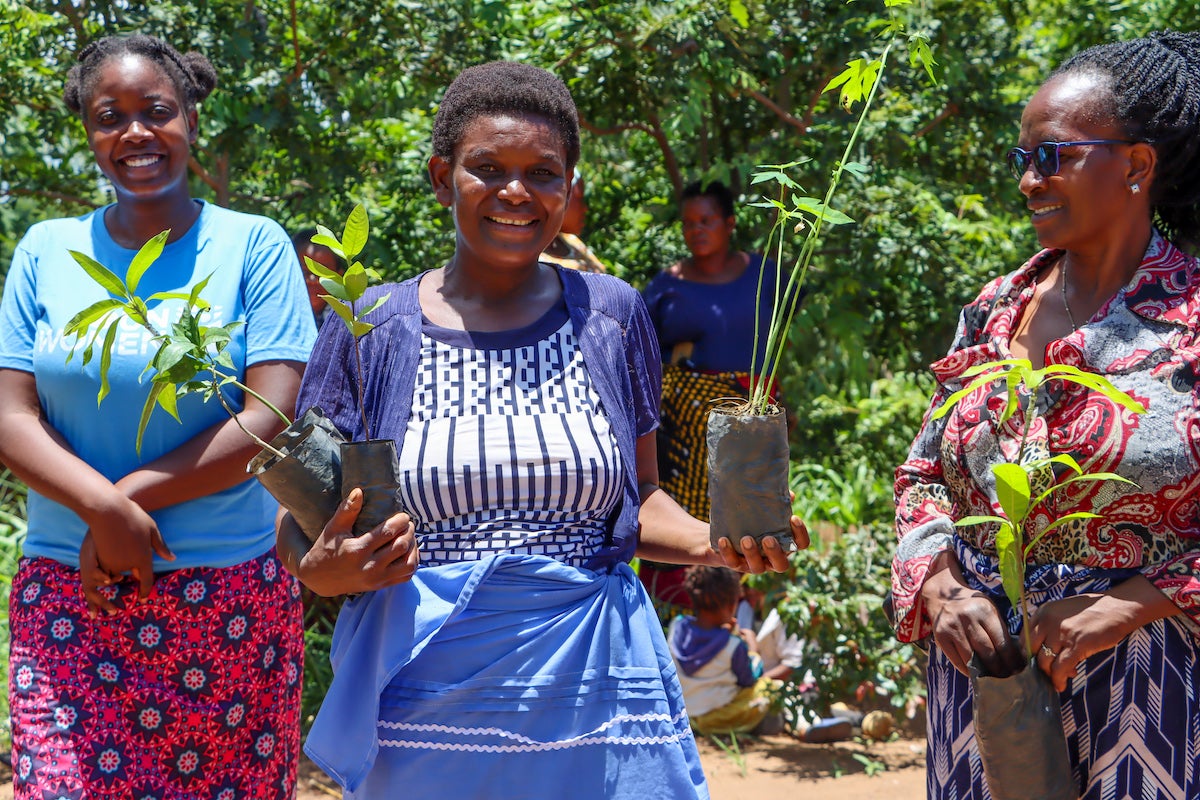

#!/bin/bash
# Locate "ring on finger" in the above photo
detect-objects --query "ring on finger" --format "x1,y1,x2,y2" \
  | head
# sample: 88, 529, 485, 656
1039, 643, 1057, 659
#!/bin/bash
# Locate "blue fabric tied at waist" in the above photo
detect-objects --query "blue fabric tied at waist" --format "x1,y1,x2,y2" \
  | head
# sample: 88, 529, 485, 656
304, 554, 700, 794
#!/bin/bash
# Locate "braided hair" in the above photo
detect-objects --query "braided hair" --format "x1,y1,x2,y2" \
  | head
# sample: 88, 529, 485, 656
1054, 31, 1200, 247
432, 61, 579, 169
682, 565, 742, 613
63, 34, 217, 119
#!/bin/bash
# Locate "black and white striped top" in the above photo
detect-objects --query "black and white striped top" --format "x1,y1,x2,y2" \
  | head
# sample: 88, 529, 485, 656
398, 304, 623, 568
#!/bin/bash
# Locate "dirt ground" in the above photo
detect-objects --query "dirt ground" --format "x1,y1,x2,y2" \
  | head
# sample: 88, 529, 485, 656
2, 733, 928, 799
289, 733, 930, 799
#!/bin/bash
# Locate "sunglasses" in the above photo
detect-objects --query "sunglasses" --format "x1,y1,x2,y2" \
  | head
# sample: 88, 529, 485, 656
1006, 140, 1133, 180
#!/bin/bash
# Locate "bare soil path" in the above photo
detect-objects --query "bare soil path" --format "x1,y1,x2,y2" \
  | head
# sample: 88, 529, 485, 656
2, 733, 928, 799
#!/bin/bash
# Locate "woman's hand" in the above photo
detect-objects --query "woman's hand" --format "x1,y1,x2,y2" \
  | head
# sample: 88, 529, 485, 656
294, 488, 419, 597
1029, 575, 1180, 691
714, 516, 809, 573
79, 490, 174, 611
922, 551, 1024, 678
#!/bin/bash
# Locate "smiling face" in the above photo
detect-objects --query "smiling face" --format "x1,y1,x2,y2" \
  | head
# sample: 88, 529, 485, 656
429, 113, 571, 274
1016, 73, 1142, 254
83, 53, 196, 206
680, 195, 735, 260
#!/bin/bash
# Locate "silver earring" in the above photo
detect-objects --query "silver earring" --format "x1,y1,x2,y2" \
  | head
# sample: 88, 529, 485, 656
1131, 183, 1141, 195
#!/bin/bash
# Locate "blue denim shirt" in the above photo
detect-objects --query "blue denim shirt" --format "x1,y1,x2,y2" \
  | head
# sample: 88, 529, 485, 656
297, 265, 663, 568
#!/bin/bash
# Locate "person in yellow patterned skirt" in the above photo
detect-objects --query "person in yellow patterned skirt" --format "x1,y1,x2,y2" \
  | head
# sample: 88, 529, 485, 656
639, 180, 791, 611
540, 170, 607, 273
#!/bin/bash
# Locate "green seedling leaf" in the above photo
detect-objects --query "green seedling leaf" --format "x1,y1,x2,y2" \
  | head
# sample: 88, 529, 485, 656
135, 383, 168, 455
147, 291, 208, 311
841, 161, 870, 178
933, 370, 1015, 419
823, 58, 881, 111
993, 462, 1031, 524
320, 278, 351, 301
216, 350, 235, 371
156, 379, 181, 422
908, 36, 937, 85
341, 204, 370, 262
356, 292, 392, 319
793, 196, 854, 225
304, 255, 342, 280
955, 514, 1007, 527
69, 250, 129, 300
187, 274, 214, 309
96, 320, 119, 406
64, 298, 124, 338
343, 263, 369, 301
127, 297, 150, 328
994, 522, 1023, 611
750, 170, 801, 190
324, 297, 358, 330
127, 230, 170, 294
310, 232, 344, 258
749, 198, 788, 212
351, 320, 374, 337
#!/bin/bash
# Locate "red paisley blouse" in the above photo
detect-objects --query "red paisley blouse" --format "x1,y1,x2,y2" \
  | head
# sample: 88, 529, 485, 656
893, 232, 1200, 642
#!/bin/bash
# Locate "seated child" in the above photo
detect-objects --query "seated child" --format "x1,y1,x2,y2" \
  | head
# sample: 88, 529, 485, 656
668, 566, 772, 735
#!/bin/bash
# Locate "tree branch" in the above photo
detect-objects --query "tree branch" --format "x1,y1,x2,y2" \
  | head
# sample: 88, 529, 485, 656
579, 118, 653, 137
2, 187, 99, 208
188, 153, 231, 207
912, 103, 960, 140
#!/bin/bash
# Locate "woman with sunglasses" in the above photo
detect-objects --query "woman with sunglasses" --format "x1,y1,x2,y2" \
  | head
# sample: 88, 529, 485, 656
892, 31, 1200, 799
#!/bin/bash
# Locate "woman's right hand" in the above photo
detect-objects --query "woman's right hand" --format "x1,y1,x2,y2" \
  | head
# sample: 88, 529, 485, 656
922, 551, 1025, 678
297, 488, 420, 597
80, 491, 174, 607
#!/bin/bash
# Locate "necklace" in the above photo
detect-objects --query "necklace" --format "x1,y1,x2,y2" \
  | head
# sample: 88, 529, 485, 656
1060, 260, 1079, 332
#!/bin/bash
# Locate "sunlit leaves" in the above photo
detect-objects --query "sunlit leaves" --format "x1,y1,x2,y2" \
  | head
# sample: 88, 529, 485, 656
945, 357, 1146, 653
824, 58, 882, 112
65, 229, 285, 454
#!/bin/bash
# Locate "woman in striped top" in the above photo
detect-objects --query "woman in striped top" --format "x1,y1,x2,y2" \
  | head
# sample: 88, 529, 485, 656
277, 61, 808, 799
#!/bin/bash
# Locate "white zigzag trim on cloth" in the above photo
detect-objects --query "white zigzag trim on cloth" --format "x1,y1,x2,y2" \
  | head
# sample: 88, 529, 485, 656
378, 710, 691, 752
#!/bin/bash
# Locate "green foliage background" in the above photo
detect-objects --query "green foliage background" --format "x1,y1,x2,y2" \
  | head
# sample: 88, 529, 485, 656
1, 0, 1195, 742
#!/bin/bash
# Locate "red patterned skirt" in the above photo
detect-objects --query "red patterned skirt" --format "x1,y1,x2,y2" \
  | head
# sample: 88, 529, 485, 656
8, 550, 303, 800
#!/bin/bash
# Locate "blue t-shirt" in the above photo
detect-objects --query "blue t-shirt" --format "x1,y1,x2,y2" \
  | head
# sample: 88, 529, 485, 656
641, 253, 785, 373
0, 201, 317, 569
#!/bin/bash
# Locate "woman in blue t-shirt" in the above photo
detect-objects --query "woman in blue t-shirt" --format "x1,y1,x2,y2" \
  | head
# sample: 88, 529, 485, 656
0, 34, 315, 798
639, 180, 789, 610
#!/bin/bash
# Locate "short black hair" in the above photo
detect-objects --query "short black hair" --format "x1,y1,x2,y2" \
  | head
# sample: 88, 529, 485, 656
63, 34, 217, 118
681, 180, 735, 219
682, 565, 742, 613
431, 61, 580, 169
1054, 31, 1200, 247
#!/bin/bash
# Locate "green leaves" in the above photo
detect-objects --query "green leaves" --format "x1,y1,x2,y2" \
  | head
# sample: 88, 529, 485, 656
824, 58, 882, 112
64, 229, 291, 455
305, 204, 390, 342
728, 0, 749, 27
943, 357, 1147, 654
127, 230, 169, 294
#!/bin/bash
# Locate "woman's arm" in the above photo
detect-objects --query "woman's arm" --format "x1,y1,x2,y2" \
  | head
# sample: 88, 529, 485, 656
0, 368, 169, 599
114, 360, 304, 511
633, 432, 808, 573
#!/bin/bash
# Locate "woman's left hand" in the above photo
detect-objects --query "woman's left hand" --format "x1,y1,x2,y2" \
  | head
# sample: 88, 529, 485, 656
714, 515, 809, 573
1029, 575, 1180, 691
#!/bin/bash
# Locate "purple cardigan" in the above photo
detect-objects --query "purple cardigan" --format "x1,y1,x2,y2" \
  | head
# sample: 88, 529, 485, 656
297, 266, 663, 568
